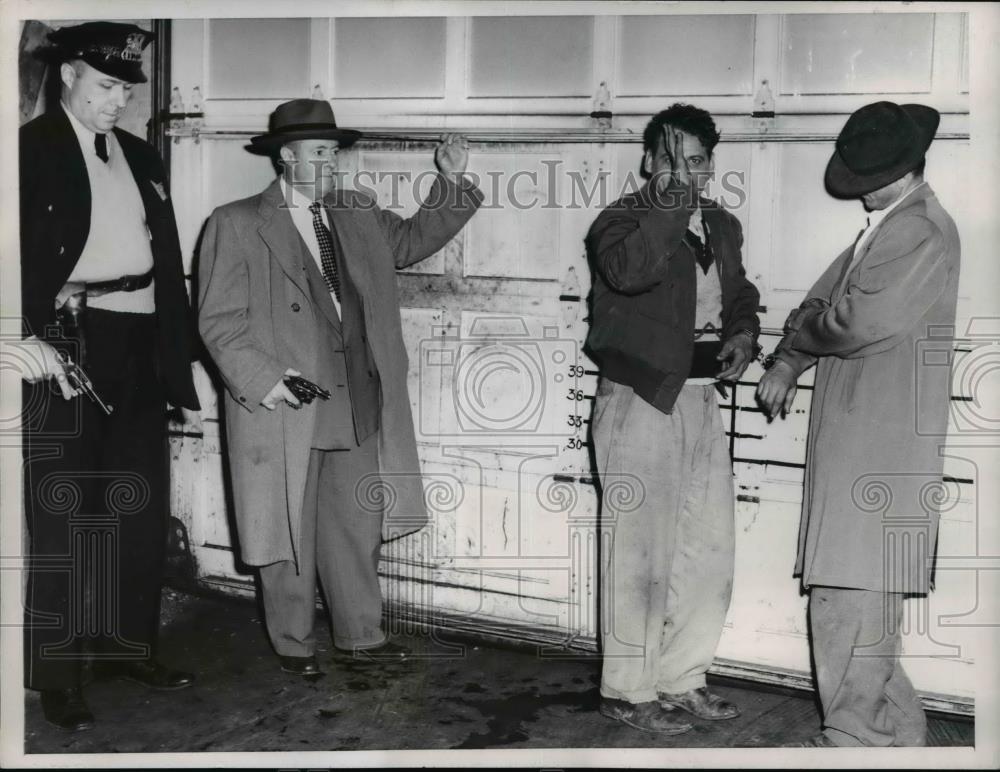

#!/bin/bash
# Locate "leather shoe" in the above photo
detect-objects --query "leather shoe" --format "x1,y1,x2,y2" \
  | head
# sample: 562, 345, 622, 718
658, 686, 740, 720
278, 654, 324, 677
117, 660, 195, 690
334, 639, 410, 664
599, 697, 692, 734
40, 688, 95, 732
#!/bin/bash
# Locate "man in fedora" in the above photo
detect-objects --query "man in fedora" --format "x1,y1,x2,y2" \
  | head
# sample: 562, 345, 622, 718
198, 99, 482, 676
19, 22, 200, 730
757, 101, 961, 746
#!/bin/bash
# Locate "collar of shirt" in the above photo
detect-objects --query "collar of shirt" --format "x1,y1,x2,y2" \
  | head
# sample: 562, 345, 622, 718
869, 180, 926, 229
854, 180, 927, 257
279, 177, 320, 211
62, 102, 111, 162
688, 205, 705, 241
279, 177, 326, 236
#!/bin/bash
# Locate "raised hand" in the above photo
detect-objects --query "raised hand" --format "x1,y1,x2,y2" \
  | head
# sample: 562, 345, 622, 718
664, 125, 690, 187
654, 124, 692, 197
435, 133, 470, 176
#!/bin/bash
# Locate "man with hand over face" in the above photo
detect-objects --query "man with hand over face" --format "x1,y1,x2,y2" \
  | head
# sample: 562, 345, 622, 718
198, 99, 482, 677
585, 103, 760, 733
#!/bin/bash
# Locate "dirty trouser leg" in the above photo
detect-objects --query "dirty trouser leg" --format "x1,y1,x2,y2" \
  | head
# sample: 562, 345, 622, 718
657, 385, 735, 695
858, 590, 926, 746
884, 642, 927, 746
592, 378, 687, 704
258, 451, 322, 657
810, 586, 924, 746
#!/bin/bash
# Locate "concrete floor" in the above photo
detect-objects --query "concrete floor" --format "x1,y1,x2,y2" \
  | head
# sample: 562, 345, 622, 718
23, 589, 974, 754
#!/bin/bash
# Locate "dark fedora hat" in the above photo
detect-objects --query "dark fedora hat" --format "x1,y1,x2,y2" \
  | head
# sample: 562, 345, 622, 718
45, 21, 153, 83
825, 101, 939, 197
249, 99, 361, 155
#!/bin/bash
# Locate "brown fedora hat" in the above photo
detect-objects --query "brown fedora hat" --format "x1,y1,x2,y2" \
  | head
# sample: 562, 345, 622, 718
825, 101, 939, 198
249, 99, 361, 155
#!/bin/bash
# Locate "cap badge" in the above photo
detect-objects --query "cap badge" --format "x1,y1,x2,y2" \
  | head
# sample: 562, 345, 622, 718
121, 32, 145, 62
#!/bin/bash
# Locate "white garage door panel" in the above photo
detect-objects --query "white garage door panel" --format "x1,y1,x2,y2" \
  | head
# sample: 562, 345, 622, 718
333, 18, 446, 100
781, 14, 935, 96
617, 15, 756, 98
207, 18, 311, 99
168, 11, 978, 712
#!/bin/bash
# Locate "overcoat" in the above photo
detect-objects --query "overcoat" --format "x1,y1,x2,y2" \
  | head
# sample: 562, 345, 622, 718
775, 184, 960, 593
19, 108, 199, 409
197, 174, 482, 567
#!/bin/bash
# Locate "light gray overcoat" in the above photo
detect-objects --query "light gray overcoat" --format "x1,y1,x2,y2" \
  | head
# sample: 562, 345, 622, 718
198, 174, 482, 567
775, 184, 960, 593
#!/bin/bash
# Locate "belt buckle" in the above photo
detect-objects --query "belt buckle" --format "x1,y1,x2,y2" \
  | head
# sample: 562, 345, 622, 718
119, 275, 137, 292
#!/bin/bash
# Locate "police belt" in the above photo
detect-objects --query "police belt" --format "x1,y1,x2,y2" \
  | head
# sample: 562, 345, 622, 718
80, 268, 155, 297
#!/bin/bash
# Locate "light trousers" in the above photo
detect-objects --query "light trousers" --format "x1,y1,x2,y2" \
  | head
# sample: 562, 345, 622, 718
592, 379, 735, 703
258, 435, 386, 655
810, 586, 927, 746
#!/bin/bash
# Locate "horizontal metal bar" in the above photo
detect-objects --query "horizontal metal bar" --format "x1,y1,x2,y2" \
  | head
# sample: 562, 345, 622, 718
167, 127, 970, 144
734, 458, 806, 469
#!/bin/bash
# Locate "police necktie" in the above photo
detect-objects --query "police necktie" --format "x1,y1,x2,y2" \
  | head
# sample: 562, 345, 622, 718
95, 133, 109, 163
308, 201, 342, 302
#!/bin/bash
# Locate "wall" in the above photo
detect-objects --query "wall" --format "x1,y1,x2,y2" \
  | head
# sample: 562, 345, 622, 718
165, 9, 984, 712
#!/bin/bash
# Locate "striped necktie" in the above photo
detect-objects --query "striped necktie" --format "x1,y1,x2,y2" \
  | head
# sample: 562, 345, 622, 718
308, 201, 342, 302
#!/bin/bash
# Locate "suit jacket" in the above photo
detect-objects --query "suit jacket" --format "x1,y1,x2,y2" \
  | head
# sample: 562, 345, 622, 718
585, 179, 761, 413
19, 108, 199, 409
299, 223, 381, 449
198, 174, 483, 567
774, 184, 961, 593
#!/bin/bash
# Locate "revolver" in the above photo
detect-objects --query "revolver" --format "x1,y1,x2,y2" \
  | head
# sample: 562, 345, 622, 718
283, 374, 331, 405
56, 350, 114, 416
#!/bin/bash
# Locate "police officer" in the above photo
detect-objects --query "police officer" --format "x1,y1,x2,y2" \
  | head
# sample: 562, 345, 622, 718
19, 21, 200, 731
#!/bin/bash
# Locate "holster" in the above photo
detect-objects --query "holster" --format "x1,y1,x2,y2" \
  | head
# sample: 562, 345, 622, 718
55, 288, 88, 367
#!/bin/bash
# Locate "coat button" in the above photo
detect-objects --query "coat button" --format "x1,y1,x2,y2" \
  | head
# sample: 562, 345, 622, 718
239, 396, 247, 403
291, 303, 301, 312
47, 204, 53, 211
59, 246, 65, 255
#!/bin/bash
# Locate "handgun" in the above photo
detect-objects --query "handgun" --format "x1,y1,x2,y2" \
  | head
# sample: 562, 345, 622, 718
283, 375, 331, 405
56, 351, 114, 416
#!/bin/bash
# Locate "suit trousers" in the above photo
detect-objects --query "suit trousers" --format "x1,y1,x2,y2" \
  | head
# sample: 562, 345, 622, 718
258, 433, 384, 654
23, 308, 169, 690
591, 379, 735, 703
809, 586, 927, 746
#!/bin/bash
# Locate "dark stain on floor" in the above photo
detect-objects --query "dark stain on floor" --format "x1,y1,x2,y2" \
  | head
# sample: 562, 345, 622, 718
21, 589, 974, 754
450, 686, 600, 748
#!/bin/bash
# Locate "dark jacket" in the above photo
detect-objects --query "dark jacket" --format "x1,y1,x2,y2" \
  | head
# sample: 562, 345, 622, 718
19, 108, 199, 409
585, 180, 760, 413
